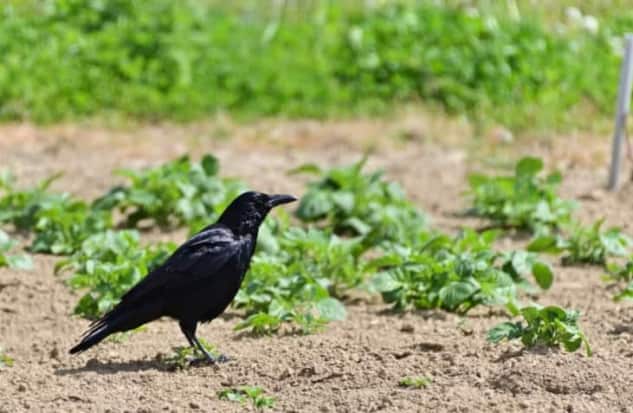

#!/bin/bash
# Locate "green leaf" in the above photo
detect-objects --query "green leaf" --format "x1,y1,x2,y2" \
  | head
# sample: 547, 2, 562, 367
316, 298, 346, 321
6, 254, 33, 270
531, 261, 553, 290
515, 157, 543, 177
287, 163, 322, 176
487, 322, 522, 343
439, 282, 478, 308
200, 154, 219, 176
527, 236, 560, 253
370, 272, 400, 292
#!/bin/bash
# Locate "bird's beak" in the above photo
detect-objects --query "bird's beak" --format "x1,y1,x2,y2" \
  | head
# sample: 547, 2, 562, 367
268, 194, 297, 208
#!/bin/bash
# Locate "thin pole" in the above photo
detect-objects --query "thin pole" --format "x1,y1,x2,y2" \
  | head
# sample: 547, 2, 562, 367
608, 34, 633, 191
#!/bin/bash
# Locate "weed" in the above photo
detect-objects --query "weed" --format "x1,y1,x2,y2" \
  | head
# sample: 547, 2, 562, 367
159, 338, 219, 370
218, 386, 275, 410
0, 347, 13, 368
398, 376, 431, 389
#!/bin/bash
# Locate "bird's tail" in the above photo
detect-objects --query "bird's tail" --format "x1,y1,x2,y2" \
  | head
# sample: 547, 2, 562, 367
69, 298, 162, 354
69, 318, 114, 354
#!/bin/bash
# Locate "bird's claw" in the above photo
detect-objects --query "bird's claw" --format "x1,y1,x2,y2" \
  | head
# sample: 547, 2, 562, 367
216, 354, 230, 363
190, 352, 230, 367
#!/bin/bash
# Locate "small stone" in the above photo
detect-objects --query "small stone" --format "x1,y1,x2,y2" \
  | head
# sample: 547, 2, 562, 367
17, 384, 26, 392
189, 402, 200, 410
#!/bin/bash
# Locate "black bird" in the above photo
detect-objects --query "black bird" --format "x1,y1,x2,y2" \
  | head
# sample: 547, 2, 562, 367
69, 191, 296, 361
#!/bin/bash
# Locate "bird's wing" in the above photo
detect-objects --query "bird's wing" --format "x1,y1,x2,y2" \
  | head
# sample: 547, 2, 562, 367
119, 224, 249, 303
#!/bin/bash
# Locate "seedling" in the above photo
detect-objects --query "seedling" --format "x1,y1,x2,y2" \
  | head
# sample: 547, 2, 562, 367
399, 376, 431, 389
160, 338, 220, 370
605, 258, 633, 301
0, 171, 62, 230
293, 158, 428, 249
368, 230, 553, 314
93, 154, 245, 228
0, 230, 32, 270
0, 347, 13, 368
529, 219, 631, 267
233, 227, 350, 334
218, 386, 275, 410
467, 157, 575, 234
56, 230, 175, 318
487, 305, 591, 356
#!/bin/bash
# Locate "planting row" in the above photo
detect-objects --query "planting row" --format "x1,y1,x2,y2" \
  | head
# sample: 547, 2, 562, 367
2, 155, 628, 358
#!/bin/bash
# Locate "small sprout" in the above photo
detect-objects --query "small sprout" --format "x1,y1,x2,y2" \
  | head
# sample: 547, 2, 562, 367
399, 376, 431, 389
0, 348, 14, 368
218, 386, 275, 410
487, 305, 591, 356
159, 338, 219, 370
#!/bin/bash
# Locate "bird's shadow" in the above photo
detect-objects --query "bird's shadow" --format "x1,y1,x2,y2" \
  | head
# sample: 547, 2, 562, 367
55, 358, 170, 376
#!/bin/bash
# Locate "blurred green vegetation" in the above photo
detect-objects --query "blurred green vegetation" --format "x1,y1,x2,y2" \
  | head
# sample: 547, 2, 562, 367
0, 0, 632, 131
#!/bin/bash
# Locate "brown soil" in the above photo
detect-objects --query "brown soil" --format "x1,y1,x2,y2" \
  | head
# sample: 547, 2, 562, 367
1, 119, 633, 413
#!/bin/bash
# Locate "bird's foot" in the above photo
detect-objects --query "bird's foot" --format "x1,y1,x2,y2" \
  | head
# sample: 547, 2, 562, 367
190, 351, 230, 366
216, 354, 230, 363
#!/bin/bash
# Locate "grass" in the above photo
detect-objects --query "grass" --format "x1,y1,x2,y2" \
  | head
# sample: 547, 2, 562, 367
0, 0, 630, 134
398, 376, 431, 389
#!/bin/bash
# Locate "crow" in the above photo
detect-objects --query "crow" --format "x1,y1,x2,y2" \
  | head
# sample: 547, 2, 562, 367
69, 191, 296, 362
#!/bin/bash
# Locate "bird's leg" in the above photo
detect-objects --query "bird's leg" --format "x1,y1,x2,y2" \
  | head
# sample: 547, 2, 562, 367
178, 321, 229, 364
179, 320, 197, 348
191, 335, 228, 363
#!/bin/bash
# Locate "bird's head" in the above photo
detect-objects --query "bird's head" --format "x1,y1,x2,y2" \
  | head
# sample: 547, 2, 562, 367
218, 191, 297, 235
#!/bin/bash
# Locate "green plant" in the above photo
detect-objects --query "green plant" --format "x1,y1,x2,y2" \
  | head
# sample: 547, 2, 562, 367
398, 376, 431, 389
467, 157, 575, 234
0, 229, 32, 270
294, 159, 427, 249
159, 338, 219, 370
605, 258, 633, 301
56, 230, 175, 318
0, 171, 62, 230
0, 1, 623, 132
487, 304, 591, 356
368, 229, 553, 313
30, 195, 112, 255
0, 171, 112, 255
529, 219, 631, 266
218, 386, 275, 410
0, 347, 13, 368
234, 227, 352, 334
93, 154, 246, 228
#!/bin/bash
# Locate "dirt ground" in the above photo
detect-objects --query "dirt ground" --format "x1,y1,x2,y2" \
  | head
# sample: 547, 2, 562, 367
2, 117, 633, 412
